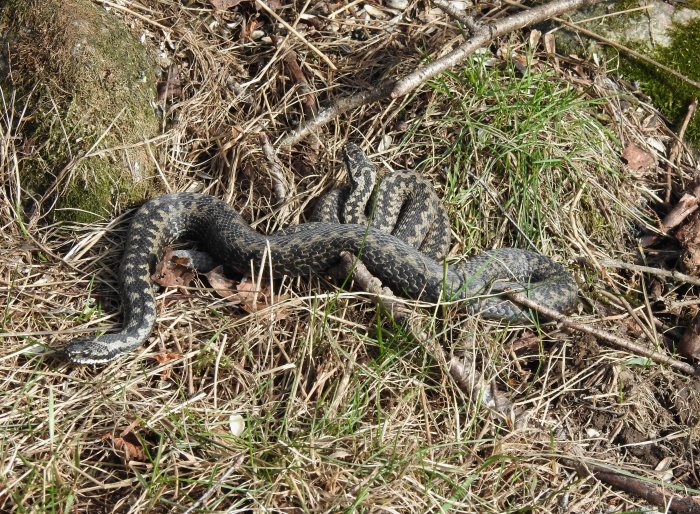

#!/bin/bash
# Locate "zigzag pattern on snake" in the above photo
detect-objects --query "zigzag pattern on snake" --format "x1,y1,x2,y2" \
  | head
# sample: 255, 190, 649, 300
311, 142, 451, 260
64, 145, 578, 364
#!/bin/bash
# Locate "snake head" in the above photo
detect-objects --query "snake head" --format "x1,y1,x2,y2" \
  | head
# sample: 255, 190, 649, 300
64, 337, 117, 365
342, 142, 376, 189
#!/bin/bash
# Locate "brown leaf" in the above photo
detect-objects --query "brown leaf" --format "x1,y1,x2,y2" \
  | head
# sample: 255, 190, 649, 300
621, 144, 656, 172
153, 352, 183, 363
265, 0, 283, 9
680, 317, 700, 360
205, 265, 242, 302
677, 212, 700, 275
240, 18, 261, 41
235, 280, 271, 313
204, 267, 288, 319
102, 433, 147, 462
152, 247, 196, 288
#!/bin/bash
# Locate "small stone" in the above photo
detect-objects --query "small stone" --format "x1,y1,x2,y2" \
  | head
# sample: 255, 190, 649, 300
386, 0, 408, 9
229, 413, 245, 436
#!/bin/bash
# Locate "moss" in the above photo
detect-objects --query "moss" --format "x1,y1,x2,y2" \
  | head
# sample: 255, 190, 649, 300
0, 0, 160, 223
619, 19, 700, 145
547, 2, 700, 145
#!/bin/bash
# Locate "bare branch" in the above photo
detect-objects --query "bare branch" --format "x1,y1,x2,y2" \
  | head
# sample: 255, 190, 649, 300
432, 0, 480, 33
277, 0, 604, 148
582, 256, 700, 288
562, 458, 700, 514
392, 0, 603, 98
506, 291, 698, 376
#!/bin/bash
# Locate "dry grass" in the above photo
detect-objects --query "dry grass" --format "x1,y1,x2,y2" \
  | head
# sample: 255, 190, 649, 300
1, 1, 699, 512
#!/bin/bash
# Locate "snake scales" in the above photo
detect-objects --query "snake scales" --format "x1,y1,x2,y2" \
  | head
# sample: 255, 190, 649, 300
65, 144, 578, 364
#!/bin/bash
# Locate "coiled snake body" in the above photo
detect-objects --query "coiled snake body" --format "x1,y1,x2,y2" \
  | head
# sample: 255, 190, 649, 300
65, 144, 578, 364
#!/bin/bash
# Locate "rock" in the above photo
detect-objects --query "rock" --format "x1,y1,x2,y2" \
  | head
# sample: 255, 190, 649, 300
552, 0, 700, 53
0, 0, 160, 223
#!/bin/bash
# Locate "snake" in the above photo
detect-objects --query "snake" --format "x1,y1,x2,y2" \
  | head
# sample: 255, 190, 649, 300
311, 143, 451, 260
64, 144, 578, 364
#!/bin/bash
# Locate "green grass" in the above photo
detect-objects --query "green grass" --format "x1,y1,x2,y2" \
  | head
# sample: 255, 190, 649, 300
410, 56, 632, 257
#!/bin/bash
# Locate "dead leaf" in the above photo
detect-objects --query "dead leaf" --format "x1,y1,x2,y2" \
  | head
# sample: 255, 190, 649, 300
240, 18, 261, 41
153, 352, 183, 363
152, 247, 196, 288
102, 433, 147, 462
676, 211, 700, 275
679, 315, 700, 360
205, 265, 242, 302
204, 267, 288, 319
543, 32, 556, 55
621, 144, 656, 172
235, 279, 274, 314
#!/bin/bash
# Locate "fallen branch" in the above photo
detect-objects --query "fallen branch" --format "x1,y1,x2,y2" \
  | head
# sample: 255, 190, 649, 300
562, 458, 700, 514
506, 291, 698, 376
277, 0, 603, 148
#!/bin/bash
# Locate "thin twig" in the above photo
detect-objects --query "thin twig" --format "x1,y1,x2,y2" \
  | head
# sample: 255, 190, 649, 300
583, 256, 700, 288
666, 98, 698, 204
561, 458, 700, 514
277, 0, 603, 148
506, 291, 698, 376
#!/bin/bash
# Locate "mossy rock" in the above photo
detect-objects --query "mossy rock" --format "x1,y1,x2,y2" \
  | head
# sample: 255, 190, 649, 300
0, 0, 160, 223
549, 1, 700, 147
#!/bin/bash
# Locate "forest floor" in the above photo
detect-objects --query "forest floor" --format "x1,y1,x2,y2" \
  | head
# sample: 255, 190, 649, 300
1, 0, 699, 512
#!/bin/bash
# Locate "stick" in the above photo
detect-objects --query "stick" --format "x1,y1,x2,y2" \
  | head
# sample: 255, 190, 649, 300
506, 291, 698, 376
277, 0, 603, 148
666, 98, 698, 204
562, 458, 700, 514
582, 256, 700, 288
432, 0, 480, 33
391, 0, 603, 98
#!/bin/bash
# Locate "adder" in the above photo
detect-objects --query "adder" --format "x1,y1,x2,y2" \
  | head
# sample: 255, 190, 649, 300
65, 143, 577, 364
